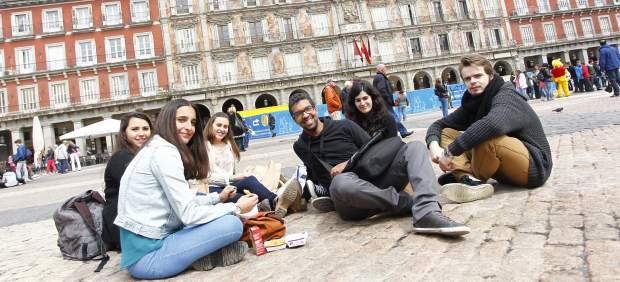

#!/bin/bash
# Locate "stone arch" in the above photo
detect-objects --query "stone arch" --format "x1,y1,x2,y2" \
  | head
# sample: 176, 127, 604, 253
222, 98, 244, 112
441, 67, 459, 84
388, 75, 405, 91
255, 93, 278, 108
194, 103, 211, 132
413, 71, 432, 90
493, 60, 512, 76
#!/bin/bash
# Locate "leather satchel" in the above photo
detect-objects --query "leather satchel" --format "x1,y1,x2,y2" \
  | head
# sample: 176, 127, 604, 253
344, 130, 404, 179
239, 211, 286, 243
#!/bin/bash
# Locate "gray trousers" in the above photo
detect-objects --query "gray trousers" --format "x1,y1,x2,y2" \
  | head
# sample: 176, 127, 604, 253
16, 161, 28, 181
329, 141, 441, 223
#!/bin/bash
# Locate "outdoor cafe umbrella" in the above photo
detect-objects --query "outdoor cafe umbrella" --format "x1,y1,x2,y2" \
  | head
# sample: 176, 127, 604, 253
59, 119, 121, 140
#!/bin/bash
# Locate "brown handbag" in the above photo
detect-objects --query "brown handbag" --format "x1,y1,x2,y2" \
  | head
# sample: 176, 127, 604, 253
239, 211, 286, 243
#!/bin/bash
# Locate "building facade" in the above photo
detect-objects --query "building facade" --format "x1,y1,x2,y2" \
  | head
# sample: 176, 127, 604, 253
0, 0, 169, 160
506, 0, 620, 69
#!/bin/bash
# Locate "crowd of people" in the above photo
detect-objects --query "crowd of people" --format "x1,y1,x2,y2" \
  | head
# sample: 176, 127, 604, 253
88, 53, 558, 279
510, 40, 620, 100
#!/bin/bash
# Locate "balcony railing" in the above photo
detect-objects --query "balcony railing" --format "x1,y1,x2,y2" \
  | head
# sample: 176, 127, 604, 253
172, 4, 193, 15
42, 20, 64, 33
103, 14, 123, 26
510, 2, 615, 17
131, 11, 150, 23
73, 17, 93, 30
12, 24, 33, 37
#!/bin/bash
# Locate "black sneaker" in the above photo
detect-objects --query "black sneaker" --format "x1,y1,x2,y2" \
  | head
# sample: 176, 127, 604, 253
412, 211, 470, 236
192, 241, 248, 271
438, 172, 456, 185
311, 197, 335, 212
440, 175, 494, 203
401, 131, 414, 138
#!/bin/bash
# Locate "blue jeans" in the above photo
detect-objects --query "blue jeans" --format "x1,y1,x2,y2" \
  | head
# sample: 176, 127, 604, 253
542, 81, 554, 100
389, 110, 408, 135
58, 159, 68, 173
397, 106, 407, 121
439, 98, 449, 117
128, 215, 243, 279
606, 69, 620, 96
210, 176, 276, 207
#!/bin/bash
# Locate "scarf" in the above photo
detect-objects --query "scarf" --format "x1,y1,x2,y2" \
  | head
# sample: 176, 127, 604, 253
460, 74, 505, 124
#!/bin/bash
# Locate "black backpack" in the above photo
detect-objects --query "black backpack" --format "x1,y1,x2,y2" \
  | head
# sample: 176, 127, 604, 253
53, 190, 109, 272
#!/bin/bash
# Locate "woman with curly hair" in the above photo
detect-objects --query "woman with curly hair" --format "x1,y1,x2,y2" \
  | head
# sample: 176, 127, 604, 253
345, 80, 397, 138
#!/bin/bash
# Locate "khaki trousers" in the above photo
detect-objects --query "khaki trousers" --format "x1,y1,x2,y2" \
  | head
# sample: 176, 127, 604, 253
440, 128, 530, 186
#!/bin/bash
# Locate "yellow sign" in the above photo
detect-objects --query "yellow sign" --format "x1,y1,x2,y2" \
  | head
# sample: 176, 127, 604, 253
238, 105, 288, 118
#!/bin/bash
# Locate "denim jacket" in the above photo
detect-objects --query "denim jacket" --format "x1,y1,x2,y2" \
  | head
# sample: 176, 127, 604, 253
114, 135, 237, 239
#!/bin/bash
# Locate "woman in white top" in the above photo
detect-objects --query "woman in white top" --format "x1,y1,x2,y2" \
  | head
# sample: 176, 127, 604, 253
204, 112, 300, 218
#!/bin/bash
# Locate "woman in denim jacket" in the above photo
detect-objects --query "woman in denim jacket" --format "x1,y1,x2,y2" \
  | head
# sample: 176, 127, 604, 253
114, 99, 258, 279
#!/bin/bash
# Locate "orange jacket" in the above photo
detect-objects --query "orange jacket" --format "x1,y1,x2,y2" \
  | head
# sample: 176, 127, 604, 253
323, 86, 341, 113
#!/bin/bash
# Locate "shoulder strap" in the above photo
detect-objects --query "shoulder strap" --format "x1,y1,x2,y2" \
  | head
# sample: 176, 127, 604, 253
73, 192, 109, 272
299, 137, 333, 174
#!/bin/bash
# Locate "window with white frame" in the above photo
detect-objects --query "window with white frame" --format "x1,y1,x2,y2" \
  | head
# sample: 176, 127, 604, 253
15, 47, 35, 74
109, 73, 129, 99
595, 0, 605, 7
0, 14, 3, 39
464, 31, 475, 50
563, 20, 577, 39
182, 64, 200, 88
138, 70, 157, 96
105, 36, 126, 62
400, 4, 417, 25
251, 57, 270, 80
43, 9, 63, 33
214, 24, 232, 48
209, 0, 227, 11
538, 0, 551, 13
409, 38, 422, 57
134, 33, 154, 58
557, 0, 571, 10
176, 28, 197, 52
284, 53, 303, 75
0, 89, 7, 114
19, 86, 38, 112
73, 6, 93, 29
103, 2, 122, 26
490, 28, 502, 47
581, 18, 594, 38
245, 0, 260, 7
317, 49, 337, 71
515, 0, 528, 16
616, 14, 620, 31
46, 44, 66, 70
76, 40, 96, 66
482, 0, 499, 17
520, 25, 535, 46
543, 22, 557, 42
247, 20, 264, 43
600, 16, 612, 35
217, 61, 237, 84
11, 12, 33, 36
311, 14, 329, 36
377, 41, 395, 62
0, 50, 4, 76
173, 0, 193, 15
49, 81, 70, 108
576, 0, 588, 8
430, 1, 445, 22
79, 77, 99, 104
438, 34, 450, 53
131, 0, 150, 22
279, 17, 297, 40
370, 7, 389, 29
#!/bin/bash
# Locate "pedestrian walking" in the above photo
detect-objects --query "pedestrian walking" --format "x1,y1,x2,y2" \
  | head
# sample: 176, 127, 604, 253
538, 63, 554, 101
395, 90, 409, 121
323, 79, 342, 120
55, 141, 69, 173
268, 113, 277, 137
515, 70, 529, 99
67, 141, 82, 171
227, 106, 248, 151
434, 78, 450, 117
599, 40, 620, 97
45, 146, 57, 174
373, 64, 413, 137
12, 139, 29, 181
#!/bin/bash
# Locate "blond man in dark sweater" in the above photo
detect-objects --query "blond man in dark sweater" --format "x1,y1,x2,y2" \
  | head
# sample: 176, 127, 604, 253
426, 55, 552, 203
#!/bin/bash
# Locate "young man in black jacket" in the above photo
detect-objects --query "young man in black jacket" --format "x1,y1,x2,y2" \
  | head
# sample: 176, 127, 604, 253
426, 54, 552, 203
290, 92, 470, 237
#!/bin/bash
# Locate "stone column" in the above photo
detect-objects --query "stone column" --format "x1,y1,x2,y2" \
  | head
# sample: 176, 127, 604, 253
72, 120, 87, 153
102, 116, 114, 155
562, 51, 571, 64
581, 49, 590, 62
10, 129, 24, 155
42, 124, 56, 149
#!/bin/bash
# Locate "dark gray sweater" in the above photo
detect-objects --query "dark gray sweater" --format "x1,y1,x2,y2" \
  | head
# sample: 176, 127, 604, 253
426, 82, 552, 188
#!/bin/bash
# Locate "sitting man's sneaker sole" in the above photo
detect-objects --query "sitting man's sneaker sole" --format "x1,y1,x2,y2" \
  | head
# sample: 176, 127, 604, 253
192, 241, 248, 271
311, 196, 335, 212
275, 179, 301, 218
412, 225, 471, 236
440, 183, 494, 203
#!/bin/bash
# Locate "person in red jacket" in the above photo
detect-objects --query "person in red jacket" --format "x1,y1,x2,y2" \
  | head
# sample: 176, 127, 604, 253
581, 61, 594, 92
323, 79, 342, 120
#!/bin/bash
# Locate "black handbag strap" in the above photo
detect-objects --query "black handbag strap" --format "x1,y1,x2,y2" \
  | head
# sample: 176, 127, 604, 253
344, 130, 385, 172
300, 136, 333, 174
73, 191, 109, 272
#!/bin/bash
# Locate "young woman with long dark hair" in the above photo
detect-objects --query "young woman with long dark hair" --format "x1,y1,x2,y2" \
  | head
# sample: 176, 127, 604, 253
204, 112, 300, 218
114, 99, 257, 279
102, 112, 153, 250
345, 80, 397, 138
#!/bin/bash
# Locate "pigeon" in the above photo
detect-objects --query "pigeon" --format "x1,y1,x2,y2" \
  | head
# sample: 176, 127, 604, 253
552, 107, 564, 112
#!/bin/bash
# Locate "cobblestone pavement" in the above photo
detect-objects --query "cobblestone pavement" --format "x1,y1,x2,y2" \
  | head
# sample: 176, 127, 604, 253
1, 91, 619, 281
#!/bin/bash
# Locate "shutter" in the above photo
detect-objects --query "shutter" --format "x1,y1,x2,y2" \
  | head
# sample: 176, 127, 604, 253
227, 23, 234, 46
428, 2, 435, 22
278, 17, 285, 40
245, 22, 251, 44
261, 19, 269, 42
291, 17, 298, 39
212, 26, 220, 48
399, 5, 409, 25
